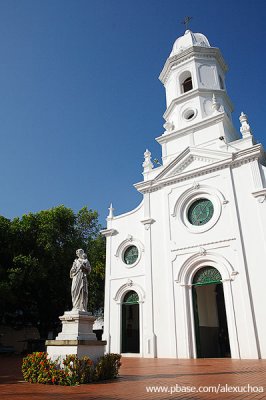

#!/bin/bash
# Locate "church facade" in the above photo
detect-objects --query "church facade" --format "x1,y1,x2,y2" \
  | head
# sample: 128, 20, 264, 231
101, 29, 266, 359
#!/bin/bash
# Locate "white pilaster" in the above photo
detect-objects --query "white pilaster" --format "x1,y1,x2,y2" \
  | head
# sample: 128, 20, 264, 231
141, 192, 156, 357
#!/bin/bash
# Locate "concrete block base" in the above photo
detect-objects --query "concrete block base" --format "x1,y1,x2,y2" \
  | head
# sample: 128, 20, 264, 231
46, 339, 106, 363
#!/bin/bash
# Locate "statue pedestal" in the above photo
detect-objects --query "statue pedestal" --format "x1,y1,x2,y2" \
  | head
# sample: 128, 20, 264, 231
56, 311, 97, 340
46, 310, 106, 363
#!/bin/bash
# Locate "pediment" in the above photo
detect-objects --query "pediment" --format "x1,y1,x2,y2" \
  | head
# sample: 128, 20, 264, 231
155, 147, 231, 181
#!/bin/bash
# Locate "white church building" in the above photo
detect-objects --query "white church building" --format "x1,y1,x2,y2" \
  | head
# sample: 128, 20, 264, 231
101, 29, 266, 359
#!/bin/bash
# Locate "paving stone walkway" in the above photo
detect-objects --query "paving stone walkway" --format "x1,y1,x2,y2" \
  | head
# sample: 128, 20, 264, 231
1, 356, 266, 399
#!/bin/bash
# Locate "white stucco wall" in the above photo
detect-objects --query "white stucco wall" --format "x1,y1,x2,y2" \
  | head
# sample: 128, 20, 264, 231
102, 29, 266, 360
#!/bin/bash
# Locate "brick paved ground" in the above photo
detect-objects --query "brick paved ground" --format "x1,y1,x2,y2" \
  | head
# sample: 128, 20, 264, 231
1, 356, 266, 400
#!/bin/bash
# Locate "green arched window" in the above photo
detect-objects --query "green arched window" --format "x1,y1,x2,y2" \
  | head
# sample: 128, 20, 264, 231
123, 291, 139, 304
193, 267, 222, 286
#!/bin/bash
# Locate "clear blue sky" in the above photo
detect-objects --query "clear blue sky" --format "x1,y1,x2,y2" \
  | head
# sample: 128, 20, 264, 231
0, 0, 265, 226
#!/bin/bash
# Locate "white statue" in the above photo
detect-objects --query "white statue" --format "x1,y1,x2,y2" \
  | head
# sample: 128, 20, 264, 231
70, 249, 91, 312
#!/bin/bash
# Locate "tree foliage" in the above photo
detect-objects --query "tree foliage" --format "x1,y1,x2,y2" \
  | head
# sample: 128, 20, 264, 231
0, 205, 105, 336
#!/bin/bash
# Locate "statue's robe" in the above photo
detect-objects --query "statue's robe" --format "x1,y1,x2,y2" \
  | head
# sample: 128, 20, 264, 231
70, 258, 91, 311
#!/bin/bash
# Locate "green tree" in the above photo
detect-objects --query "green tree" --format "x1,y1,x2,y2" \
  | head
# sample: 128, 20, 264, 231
0, 216, 14, 316
0, 205, 105, 337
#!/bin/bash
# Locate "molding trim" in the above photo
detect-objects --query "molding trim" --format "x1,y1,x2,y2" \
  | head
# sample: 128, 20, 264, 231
169, 154, 217, 176
171, 184, 226, 234
171, 237, 236, 253
140, 218, 155, 230
252, 188, 266, 203
134, 144, 263, 194
163, 88, 234, 120
112, 200, 144, 221
100, 228, 118, 237
114, 235, 144, 268
156, 113, 226, 145
153, 146, 230, 181
174, 252, 237, 286
113, 281, 145, 304
159, 46, 227, 84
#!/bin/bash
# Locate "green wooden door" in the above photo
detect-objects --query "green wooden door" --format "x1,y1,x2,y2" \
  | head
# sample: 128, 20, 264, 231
122, 291, 140, 353
192, 267, 230, 358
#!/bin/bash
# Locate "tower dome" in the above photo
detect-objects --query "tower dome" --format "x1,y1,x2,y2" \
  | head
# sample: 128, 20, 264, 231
170, 29, 210, 57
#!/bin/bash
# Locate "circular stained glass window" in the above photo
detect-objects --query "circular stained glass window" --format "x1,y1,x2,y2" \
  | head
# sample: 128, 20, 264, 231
188, 198, 214, 226
123, 246, 139, 265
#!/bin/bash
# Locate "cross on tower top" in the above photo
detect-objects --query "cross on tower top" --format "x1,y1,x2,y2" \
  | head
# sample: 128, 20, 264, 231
181, 16, 192, 30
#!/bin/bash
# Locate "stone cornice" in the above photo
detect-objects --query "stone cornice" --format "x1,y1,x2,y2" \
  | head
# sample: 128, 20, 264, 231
155, 146, 230, 181
100, 228, 118, 237
156, 112, 226, 145
252, 188, 266, 197
231, 144, 263, 165
251, 188, 266, 203
140, 218, 155, 230
159, 46, 228, 85
171, 237, 236, 252
163, 88, 234, 120
134, 144, 263, 194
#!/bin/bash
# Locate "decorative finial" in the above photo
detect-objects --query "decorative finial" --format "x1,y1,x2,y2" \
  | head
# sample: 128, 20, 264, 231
239, 112, 252, 137
142, 149, 154, 180
107, 203, 114, 219
142, 149, 154, 171
212, 93, 220, 112
181, 16, 192, 31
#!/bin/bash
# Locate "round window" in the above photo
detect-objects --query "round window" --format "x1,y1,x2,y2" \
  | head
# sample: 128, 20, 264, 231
183, 108, 197, 121
187, 198, 214, 226
123, 246, 139, 265
185, 110, 195, 120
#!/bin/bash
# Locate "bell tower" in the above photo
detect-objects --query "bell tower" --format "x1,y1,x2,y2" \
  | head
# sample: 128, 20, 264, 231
157, 29, 239, 165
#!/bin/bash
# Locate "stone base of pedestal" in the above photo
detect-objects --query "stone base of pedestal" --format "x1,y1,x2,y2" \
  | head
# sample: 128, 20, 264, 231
46, 310, 106, 363
46, 339, 106, 363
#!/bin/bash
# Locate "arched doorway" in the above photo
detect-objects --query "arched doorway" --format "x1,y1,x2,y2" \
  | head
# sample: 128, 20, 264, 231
192, 267, 231, 358
121, 291, 140, 353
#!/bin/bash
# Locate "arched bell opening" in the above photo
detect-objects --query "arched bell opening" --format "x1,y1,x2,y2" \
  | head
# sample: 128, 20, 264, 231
179, 71, 193, 94
182, 76, 193, 93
